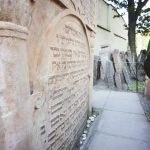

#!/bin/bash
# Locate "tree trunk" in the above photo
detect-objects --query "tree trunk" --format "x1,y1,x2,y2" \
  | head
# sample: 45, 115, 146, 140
128, 10, 137, 60
128, 21, 136, 58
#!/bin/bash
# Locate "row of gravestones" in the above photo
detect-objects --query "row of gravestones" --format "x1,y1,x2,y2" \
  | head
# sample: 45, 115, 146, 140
98, 49, 137, 90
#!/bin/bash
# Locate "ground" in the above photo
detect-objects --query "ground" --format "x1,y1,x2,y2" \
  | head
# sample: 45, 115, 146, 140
85, 87, 150, 150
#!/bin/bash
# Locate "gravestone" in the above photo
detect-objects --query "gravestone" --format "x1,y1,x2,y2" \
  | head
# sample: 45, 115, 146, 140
125, 50, 136, 78
115, 72, 122, 89
100, 54, 109, 80
120, 52, 128, 69
99, 46, 111, 80
31, 9, 92, 150
93, 55, 100, 85
0, 0, 96, 150
112, 49, 122, 73
106, 60, 115, 88
112, 49, 123, 89
122, 67, 131, 86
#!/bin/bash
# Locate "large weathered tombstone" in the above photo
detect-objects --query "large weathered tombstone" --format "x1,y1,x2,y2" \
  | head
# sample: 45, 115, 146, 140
0, 0, 96, 150
99, 46, 111, 80
93, 55, 100, 85
32, 12, 91, 150
112, 49, 123, 89
100, 54, 109, 80
120, 52, 129, 70
115, 72, 122, 89
125, 49, 136, 78
112, 49, 122, 73
122, 67, 131, 86
106, 60, 115, 88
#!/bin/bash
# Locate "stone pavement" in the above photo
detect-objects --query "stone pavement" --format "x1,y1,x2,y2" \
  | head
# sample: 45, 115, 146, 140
88, 90, 150, 150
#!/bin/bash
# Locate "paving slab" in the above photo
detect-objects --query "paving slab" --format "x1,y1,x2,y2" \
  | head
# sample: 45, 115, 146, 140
97, 110, 150, 142
105, 97, 144, 114
88, 90, 150, 150
88, 132, 150, 150
109, 91, 139, 101
92, 90, 110, 109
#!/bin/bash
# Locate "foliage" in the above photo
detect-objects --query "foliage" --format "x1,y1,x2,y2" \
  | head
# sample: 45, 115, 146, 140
128, 80, 145, 92
106, 0, 150, 35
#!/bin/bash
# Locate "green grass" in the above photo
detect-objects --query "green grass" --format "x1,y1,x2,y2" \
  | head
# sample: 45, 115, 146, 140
128, 80, 145, 92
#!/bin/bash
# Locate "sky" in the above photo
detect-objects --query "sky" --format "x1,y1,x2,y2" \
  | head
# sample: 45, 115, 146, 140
105, 0, 150, 24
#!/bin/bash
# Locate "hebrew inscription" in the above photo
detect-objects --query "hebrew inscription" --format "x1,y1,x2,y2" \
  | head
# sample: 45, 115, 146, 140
34, 15, 90, 150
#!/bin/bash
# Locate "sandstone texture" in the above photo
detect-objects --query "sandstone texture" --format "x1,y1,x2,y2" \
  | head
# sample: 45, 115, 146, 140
0, 0, 96, 149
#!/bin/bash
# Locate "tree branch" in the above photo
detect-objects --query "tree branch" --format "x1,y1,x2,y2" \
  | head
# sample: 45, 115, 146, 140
135, 0, 149, 19
141, 0, 149, 8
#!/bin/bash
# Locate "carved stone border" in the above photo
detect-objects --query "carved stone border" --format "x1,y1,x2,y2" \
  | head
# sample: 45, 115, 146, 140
0, 21, 29, 40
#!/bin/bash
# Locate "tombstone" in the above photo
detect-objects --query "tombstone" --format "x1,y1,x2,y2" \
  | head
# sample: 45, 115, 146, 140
112, 49, 122, 73
120, 52, 128, 69
0, 0, 96, 150
93, 55, 100, 85
106, 60, 115, 88
125, 50, 136, 78
99, 45, 111, 80
122, 67, 131, 86
115, 72, 122, 89
100, 54, 109, 80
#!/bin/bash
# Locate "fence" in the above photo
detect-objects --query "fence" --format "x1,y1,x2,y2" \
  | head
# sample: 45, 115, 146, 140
128, 61, 146, 95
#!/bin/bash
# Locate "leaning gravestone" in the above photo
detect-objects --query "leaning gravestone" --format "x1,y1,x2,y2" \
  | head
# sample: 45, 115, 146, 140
99, 46, 111, 80
93, 55, 100, 84
112, 49, 122, 73
122, 67, 131, 86
115, 72, 122, 89
112, 49, 123, 89
120, 52, 129, 70
106, 60, 115, 88
125, 50, 136, 78
100, 53, 109, 80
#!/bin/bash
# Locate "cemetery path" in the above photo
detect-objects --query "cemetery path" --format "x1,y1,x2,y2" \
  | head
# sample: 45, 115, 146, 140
87, 90, 150, 150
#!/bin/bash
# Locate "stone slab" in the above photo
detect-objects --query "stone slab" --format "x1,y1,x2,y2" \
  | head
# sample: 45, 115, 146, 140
100, 54, 109, 80
122, 67, 131, 86
97, 110, 150, 142
105, 97, 144, 115
112, 49, 122, 73
106, 60, 115, 88
88, 132, 150, 150
115, 72, 122, 89
109, 91, 139, 101
92, 90, 111, 109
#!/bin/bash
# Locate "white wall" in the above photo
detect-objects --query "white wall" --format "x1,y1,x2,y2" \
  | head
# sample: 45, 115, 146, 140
94, 0, 128, 56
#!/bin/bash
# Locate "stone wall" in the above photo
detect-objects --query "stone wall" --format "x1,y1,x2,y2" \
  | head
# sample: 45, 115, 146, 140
0, 0, 96, 149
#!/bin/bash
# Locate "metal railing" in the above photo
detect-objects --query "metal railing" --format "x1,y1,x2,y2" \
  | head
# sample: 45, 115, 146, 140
128, 61, 145, 94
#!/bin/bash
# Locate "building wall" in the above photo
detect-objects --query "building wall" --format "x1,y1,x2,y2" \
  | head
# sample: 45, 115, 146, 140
94, 0, 128, 56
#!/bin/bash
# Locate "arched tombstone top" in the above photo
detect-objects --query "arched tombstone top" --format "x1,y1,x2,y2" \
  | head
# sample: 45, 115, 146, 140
33, 10, 91, 82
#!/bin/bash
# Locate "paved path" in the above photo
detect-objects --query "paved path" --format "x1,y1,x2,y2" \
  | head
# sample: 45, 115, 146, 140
88, 90, 150, 150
